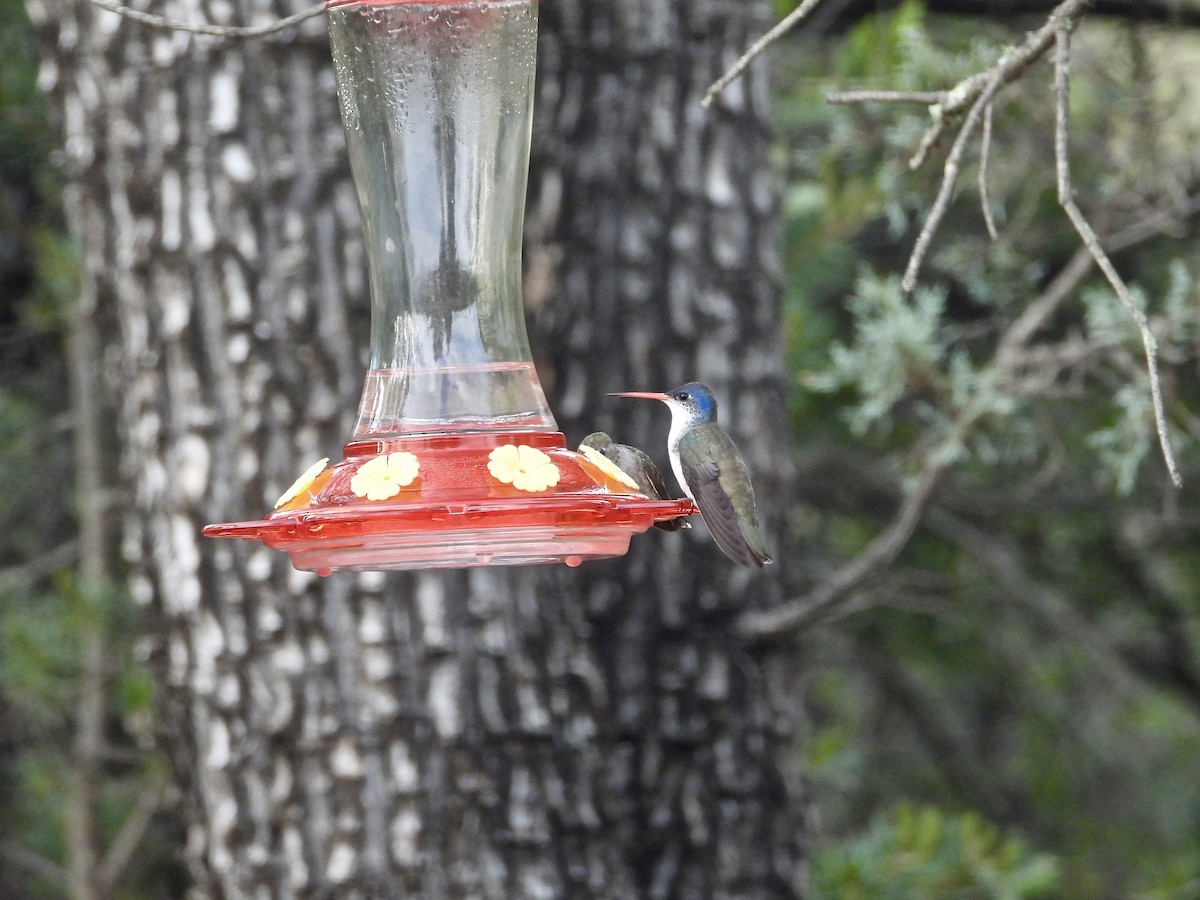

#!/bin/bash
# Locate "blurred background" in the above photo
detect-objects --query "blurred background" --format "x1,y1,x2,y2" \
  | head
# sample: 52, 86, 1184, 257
2, 0, 1199, 896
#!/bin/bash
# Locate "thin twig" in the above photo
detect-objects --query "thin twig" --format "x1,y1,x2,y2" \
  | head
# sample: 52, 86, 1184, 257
1, 841, 68, 887
0, 540, 79, 592
66, 261, 109, 900
97, 777, 167, 893
979, 100, 999, 239
1053, 25, 1182, 487
908, 117, 949, 172
997, 246, 1094, 364
1103, 192, 1200, 250
902, 72, 1003, 292
899, 0, 1094, 289
826, 89, 946, 105
701, 0, 828, 109
997, 190, 1200, 364
907, 0, 1091, 171
907, 80, 987, 171
84, 0, 326, 40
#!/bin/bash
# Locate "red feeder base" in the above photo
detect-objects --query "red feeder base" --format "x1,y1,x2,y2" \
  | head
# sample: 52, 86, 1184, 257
203, 431, 696, 573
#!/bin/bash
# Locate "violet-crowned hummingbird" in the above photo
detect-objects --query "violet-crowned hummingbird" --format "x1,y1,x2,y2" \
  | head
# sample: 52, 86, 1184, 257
579, 432, 690, 532
610, 383, 773, 568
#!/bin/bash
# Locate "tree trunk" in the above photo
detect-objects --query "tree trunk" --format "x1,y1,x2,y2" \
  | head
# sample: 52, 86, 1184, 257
28, 0, 805, 895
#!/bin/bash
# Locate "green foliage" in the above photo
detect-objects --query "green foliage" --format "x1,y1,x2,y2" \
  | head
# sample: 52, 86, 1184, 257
1, 573, 126, 728
811, 805, 1060, 900
806, 273, 948, 436
779, 0, 1200, 483
776, 4, 1200, 898
0, 0, 52, 172
2, 585, 80, 725
1085, 380, 1153, 495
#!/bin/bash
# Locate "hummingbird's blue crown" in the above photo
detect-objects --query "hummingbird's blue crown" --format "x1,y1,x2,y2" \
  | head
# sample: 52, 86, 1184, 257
668, 382, 718, 423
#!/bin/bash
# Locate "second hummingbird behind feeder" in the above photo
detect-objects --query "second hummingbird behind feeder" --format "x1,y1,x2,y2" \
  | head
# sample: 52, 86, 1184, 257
610, 383, 773, 568
579, 432, 690, 532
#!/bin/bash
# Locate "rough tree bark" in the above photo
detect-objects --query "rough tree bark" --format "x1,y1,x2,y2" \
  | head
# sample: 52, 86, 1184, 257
28, 0, 804, 895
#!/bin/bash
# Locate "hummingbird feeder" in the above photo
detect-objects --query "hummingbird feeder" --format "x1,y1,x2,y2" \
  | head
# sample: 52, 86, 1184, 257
203, 0, 694, 573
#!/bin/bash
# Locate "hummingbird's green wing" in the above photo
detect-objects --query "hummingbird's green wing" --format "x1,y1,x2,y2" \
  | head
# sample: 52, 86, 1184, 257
678, 427, 772, 568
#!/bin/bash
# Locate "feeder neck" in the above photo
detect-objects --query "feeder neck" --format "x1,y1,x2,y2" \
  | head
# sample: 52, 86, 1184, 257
328, 0, 555, 437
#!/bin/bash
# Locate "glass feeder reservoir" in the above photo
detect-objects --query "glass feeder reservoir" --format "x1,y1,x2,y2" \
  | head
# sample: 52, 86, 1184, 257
203, 0, 694, 572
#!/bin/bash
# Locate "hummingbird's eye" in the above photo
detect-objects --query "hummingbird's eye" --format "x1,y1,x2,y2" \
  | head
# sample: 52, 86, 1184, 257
677, 392, 690, 401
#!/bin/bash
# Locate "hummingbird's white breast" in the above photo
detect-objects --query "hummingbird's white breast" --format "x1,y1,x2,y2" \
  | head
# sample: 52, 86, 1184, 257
665, 400, 702, 502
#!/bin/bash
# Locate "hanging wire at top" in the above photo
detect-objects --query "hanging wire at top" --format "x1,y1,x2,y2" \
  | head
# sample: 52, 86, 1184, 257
84, 0, 326, 40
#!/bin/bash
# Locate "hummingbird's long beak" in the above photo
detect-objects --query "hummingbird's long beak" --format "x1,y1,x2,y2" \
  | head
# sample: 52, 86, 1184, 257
609, 391, 670, 401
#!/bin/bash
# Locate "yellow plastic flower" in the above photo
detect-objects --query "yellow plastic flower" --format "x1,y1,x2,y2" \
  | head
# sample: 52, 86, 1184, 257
274, 458, 330, 509
351, 452, 420, 501
487, 444, 560, 493
578, 445, 638, 490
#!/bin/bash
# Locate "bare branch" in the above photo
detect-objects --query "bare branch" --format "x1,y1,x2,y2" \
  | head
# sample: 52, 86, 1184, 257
997, 246, 1095, 365
738, 412, 973, 642
1104, 192, 1200, 250
932, 0, 1200, 31
0, 540, 78, 592
908, 104, 956, 172
66, 218, 110, 900
701, 0, 829, 109
1053, 25, 1182, 487
84, 0, 326, 40
979, 100, 999, 239
997, 190, 1200, 363
712, 0, 1092, 295
827, 89, 946, 105
901, 0, 1095, 289
906, 0, 1092, 171
902, 72, 1003, 292
97, 777, 168, 893
1, 841, 67, 887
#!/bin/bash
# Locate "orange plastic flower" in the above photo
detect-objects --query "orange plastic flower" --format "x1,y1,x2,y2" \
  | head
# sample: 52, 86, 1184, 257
350, 452, 420, 501
487, 444, 560, 493
274, 458, 330, 509
578, 445, 638, 490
